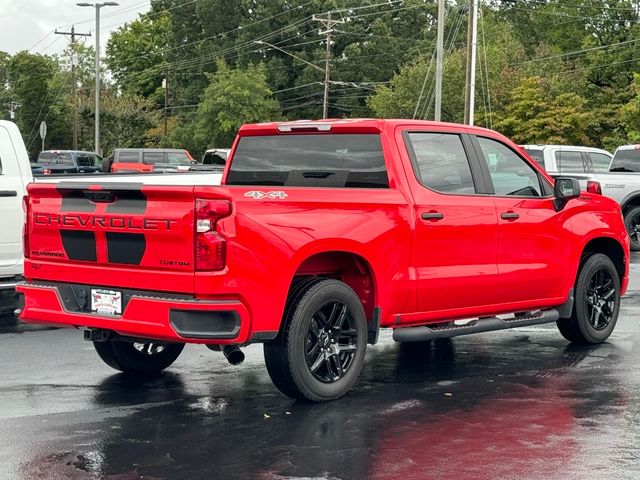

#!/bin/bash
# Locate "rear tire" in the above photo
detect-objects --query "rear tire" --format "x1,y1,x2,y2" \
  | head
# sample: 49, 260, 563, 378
93, 340, 184, 375
557, 253, 620, 344
264, 279, 367, 402
624, 206, 640, 251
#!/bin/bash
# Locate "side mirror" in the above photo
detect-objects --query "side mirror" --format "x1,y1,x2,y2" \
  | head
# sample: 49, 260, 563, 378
554, 177, 580, 210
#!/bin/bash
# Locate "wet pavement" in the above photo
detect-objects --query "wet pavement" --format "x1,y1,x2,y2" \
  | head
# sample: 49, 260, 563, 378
1, 256, 640, 480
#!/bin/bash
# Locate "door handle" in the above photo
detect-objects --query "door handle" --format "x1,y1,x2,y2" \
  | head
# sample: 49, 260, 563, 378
421, 211, 444, 221
501, 211, 520, 220
0, 190, 17, 197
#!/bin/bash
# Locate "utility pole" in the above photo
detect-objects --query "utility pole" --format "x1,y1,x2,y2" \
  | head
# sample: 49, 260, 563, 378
434, 0, 445, 122
463, 0, 479, 126
55, 25, 91, 150
77, 2, 119, 155
163, 69, 169, 136
313, 12, 344, 119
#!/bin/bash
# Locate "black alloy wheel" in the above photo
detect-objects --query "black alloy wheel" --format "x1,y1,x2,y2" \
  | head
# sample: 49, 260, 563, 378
585, 269, 617, 331
557, 253, 620, 344
264, 279, 367, 402
94, 340, 185, 375
305, 300, 358, 383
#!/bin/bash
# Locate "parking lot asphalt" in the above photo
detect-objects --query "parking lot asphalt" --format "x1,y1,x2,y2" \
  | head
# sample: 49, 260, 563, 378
1, 254, 640, 480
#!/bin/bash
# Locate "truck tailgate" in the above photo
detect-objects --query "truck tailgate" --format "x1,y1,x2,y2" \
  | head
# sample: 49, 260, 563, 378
26, 182, 197, 293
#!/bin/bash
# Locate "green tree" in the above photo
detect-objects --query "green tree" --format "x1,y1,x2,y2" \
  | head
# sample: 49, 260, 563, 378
78, 91, 159, 155
196, 60, 281, 147
106, 14, 171, 103
494, 76, 595, 145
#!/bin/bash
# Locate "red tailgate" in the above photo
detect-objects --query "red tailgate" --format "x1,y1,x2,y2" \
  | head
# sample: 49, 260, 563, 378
25, 182, 197, 293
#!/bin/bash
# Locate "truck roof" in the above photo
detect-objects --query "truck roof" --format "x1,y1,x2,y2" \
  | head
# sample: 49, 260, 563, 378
239, 118, 500, 136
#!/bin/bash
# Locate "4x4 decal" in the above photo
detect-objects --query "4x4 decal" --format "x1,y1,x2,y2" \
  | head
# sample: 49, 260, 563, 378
244, 191, 288, 199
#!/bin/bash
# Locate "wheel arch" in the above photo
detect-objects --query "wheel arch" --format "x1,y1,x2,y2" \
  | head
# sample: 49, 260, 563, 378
289, 249, 378, 324
580, 236, 626, 283
620, 193, 640, 214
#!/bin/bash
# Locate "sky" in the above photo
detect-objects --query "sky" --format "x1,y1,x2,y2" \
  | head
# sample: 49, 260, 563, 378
0, 0, 151, 56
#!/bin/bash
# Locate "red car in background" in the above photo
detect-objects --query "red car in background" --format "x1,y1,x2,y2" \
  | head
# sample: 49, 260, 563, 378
101, 148, 194, 173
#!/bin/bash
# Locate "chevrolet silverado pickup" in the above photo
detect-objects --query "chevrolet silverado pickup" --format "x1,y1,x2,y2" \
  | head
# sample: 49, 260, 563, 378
18, 119, 630, 402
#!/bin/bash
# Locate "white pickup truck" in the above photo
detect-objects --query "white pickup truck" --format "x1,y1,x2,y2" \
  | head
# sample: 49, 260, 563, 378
0, 121, 31, 318
546, 144, 640, 251
521, 145, 612, 174
0, 120, 224, 321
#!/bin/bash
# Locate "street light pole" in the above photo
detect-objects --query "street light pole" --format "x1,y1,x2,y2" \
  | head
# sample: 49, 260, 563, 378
77, 2, 119, 155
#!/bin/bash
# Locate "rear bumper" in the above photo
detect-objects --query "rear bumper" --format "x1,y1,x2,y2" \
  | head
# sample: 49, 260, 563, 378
17, 281, 262, 344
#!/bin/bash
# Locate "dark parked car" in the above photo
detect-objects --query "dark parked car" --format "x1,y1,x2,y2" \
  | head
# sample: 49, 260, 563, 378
32, 150, 103, 175
101, 148, 194, 173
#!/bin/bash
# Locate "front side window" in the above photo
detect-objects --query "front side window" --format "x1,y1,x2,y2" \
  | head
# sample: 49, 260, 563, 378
555, 150, 586, 173
405, 132, 476, 194
227, 134, 388, 188
589, 152, 612, 173
477, 137, 542, 197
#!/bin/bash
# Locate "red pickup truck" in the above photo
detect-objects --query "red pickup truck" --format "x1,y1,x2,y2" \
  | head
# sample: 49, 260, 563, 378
18, 119, 629, 402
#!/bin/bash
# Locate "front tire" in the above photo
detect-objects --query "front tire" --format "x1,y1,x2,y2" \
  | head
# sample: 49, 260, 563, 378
93, 340, 184, 375
264, 279, 367, 402
557, 253, 621, 344
624, 206, 640, 251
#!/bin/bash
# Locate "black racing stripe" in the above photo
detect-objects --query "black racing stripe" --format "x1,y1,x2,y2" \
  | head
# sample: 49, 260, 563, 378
60, 230, 97, 261
106, 232, 146, 264
58, 189, 96, 212
105, 189, 147, 214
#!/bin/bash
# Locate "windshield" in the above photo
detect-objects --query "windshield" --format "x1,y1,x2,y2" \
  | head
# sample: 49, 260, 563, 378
227, 134, 389, 188
610, 148, 640, 172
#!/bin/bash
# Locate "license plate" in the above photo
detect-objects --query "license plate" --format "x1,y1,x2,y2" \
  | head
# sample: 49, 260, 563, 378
91, 289, 122, 315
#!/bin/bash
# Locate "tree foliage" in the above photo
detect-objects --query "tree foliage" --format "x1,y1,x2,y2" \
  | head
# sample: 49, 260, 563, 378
5, 0, 640, 155
195, 60, 281, 148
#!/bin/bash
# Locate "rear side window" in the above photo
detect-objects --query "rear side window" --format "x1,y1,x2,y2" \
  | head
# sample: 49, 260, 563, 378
38, 152, 52, 163
610, 148, 640, 172
118, 151, 140, 162
523, 148, 545, 169
227, 134, 389, 188
589, 152, 611, 173
143, 151, 164, 164
58, 153, 73, 165
555, 150, 586, 173
405, 132, 476, 194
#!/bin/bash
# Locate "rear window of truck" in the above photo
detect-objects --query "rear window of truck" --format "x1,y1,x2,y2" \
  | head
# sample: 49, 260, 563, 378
610, 149, 640, 172
226, 134, 389, 188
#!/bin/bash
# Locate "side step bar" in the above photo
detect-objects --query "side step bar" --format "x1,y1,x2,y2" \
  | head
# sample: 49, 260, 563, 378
392, 309, 560, 343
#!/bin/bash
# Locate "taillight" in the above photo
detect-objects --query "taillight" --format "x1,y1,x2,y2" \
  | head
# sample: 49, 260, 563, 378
195, 199, 231, 271
22, 195, 30, 259
587, 181, 602, 195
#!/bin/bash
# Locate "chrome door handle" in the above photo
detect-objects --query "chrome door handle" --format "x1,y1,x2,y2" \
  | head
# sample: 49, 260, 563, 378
501, 212, 519, 220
